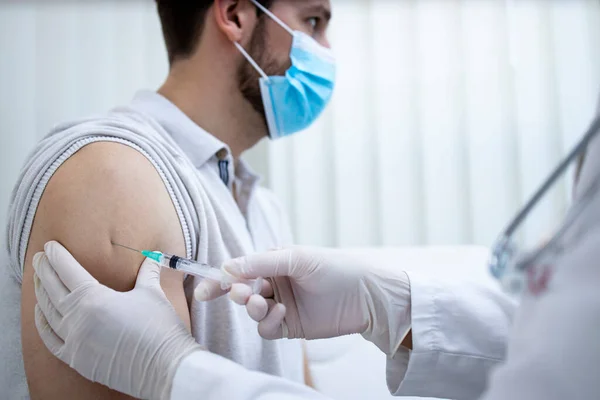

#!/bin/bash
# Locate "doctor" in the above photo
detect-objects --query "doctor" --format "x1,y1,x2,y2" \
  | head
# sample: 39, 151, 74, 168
32, 113, 600, 400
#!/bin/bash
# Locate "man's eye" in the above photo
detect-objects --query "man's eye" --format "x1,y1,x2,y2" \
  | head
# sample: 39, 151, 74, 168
307, 17, 319, 29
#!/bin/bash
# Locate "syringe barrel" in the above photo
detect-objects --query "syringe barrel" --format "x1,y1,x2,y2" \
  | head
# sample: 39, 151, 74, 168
160, 252, 262, 294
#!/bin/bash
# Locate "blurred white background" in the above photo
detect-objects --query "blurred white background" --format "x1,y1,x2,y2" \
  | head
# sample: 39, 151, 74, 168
1, 0, 600, 249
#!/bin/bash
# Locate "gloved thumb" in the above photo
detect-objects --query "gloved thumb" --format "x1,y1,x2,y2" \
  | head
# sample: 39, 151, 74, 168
223, 248, 296, 280
136, 258, 162, 289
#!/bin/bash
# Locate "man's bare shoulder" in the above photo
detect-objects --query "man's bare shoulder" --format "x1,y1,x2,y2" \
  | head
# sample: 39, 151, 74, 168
30, 140, 184, 290
21, 140, 188, 399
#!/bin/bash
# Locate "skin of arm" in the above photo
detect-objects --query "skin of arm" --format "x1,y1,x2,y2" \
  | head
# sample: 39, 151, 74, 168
21, 142, 190, 399
302, 342, 315, 388
401, 330, 412, 350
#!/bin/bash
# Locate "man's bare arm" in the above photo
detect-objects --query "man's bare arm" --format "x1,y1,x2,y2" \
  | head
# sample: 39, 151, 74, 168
302, 343, 315, 388
22, 142, 190, 399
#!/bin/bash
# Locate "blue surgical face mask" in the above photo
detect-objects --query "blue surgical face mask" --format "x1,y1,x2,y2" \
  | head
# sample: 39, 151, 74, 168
234, 0, 336, 140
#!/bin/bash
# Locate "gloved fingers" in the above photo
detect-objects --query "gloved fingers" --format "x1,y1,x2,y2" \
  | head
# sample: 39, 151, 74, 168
229, 283, 253, 305
34, 272, 65, 338
33, 252, 70, 311
34, 304, 65, 356
194, 279, 227, 302
246, 294, 270, 322
222, 248, 298, 280
265, 298, 277, 311
228, 278, 274, 305
43, 241, 98, 291
245, 297, 278, 323
257, 303, 286, 340
136, 258, 162, 289
260, 278, 274, 298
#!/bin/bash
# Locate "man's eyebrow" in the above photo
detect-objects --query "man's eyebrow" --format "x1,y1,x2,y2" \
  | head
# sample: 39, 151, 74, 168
302, 3, 332, 22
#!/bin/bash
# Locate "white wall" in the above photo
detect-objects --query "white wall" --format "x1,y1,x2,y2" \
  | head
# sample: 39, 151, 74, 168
0, 0, 170, 235
1, 0, 600, 250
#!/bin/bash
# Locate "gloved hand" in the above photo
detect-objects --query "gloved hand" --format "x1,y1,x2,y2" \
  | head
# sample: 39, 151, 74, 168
33, 241, 203, 400
196, 247, 413, 355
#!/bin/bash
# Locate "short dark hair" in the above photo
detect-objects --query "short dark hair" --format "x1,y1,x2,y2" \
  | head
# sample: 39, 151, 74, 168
156, 0, 274, 65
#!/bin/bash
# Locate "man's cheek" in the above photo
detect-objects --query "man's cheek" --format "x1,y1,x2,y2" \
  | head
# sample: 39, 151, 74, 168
267, 29, 293, 56
261, 46, 292, 75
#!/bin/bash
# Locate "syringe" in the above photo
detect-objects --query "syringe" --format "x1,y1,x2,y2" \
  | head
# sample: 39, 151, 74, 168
112, 243, 262, 294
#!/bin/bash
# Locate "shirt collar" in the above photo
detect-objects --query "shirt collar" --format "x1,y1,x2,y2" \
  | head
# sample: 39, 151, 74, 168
130, 90, 228, 168
236, 158, 261, 187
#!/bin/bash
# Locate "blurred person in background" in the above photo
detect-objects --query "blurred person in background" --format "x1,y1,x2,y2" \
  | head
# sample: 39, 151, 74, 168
0, 0, 334, 398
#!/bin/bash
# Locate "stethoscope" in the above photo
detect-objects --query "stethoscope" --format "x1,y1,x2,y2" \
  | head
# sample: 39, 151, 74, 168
489, 114, 600, 295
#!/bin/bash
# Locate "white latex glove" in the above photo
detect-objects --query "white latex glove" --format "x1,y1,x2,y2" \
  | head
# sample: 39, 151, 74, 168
33, 241, 203, 400
196, 247, 412, 355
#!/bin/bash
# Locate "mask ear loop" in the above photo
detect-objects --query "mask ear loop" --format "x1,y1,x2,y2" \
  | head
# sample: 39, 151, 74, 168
234, 42, 269, 80
233, 41, 278, 139
235, 0, 295, 80
248, 0, 294, 36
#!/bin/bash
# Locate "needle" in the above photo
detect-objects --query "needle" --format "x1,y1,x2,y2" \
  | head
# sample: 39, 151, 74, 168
111, 242, 142, 254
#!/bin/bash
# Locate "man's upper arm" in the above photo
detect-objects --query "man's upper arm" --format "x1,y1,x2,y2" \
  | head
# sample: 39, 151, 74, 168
21, 141, 189, 399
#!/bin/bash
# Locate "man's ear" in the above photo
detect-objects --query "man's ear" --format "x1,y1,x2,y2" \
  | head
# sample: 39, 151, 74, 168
213, 0, 258, 43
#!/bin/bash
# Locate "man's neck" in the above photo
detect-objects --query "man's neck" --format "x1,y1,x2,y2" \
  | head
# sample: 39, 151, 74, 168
157, 64, 266, 159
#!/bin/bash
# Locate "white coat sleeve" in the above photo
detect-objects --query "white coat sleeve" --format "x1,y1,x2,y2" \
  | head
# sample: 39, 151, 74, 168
171, 350, 434, 400
170, 350, 330, 400
387, 273, 517, 400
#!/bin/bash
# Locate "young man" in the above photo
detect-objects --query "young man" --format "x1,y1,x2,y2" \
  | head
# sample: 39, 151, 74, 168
0, 0, 333, 398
